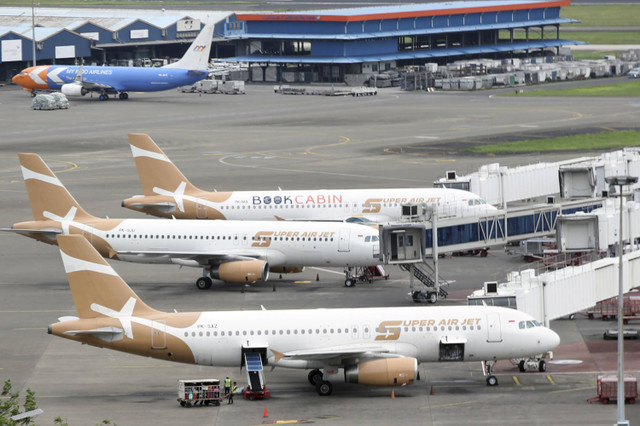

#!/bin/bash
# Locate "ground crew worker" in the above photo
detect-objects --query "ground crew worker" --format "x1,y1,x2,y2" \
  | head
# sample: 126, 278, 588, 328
228, 382, 237, 404
224, 376, 231, 396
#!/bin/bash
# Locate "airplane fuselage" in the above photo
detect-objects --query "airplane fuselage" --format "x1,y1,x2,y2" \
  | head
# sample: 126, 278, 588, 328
12, 65, 206, 93
51, 305, 559, 368
124, 188, 497, 222
14, 217, 380, 268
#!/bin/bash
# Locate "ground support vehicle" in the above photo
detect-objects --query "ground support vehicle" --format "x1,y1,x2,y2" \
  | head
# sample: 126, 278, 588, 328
241, 385, 271, 401
177, 379, 224, 407
588, 375, 638, 404
352, 265, 389, 284
587, 296, 640, 324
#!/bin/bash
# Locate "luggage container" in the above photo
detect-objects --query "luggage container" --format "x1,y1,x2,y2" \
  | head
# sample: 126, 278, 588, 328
177, 379, 224, 407
588, 375, 637, 404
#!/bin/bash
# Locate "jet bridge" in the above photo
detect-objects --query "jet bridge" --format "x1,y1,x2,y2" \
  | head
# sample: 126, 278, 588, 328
380, 198, 603, 303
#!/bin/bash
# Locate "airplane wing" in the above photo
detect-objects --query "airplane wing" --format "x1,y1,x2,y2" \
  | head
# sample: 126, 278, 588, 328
113, 249, 267, 266
271, 344, 404, 363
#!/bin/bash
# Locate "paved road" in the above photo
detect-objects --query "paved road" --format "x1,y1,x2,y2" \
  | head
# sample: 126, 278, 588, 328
0, 82, 639, 425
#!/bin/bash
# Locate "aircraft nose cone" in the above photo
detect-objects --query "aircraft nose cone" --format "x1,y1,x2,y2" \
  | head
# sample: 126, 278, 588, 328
544, 328, 560, 351
11, 74, 21, 85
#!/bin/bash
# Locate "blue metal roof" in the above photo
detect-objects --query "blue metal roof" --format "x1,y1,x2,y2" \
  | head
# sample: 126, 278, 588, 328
223, 39, 585, 64
231, 18, 577, 41
246, 0, 564, 18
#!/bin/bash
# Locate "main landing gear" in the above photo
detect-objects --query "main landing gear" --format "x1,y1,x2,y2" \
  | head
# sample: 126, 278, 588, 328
308, 369, 334, 396
97, 92, 129, 101
196, 276, 212, 290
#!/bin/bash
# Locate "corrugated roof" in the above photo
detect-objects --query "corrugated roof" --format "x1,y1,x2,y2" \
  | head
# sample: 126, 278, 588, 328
236, 0, 570, 22
223, 39, 585, 64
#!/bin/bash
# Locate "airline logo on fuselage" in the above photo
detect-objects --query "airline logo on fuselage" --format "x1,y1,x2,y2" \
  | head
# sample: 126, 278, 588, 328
375, 317, 482, 341
193, 45, 206, 51
252, 194, 343, 206
251, 230, 336, 247
363, 197, 442, 213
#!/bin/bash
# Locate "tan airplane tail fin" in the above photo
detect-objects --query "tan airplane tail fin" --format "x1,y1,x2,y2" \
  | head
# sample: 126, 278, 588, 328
57, 234, 160, 319
128, 133, 200, 196
18, 153, 95, 222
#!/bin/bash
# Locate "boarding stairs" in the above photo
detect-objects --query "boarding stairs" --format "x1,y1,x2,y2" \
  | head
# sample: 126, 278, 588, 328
243, 352, 265, 393
399, 262, 448, 299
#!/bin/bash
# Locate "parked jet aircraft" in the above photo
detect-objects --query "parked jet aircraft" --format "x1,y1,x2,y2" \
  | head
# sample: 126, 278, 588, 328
122, 134, 498, 222
11, 23, 214, 101
50, 234, 560, 394
6, 154, 380, 289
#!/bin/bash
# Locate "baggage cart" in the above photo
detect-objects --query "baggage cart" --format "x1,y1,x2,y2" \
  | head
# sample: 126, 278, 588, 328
177, 379, 224, 407
587, 375, 637, 405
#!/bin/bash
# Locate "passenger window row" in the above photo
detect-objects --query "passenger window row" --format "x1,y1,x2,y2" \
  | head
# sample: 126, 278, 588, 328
185, 327, 354, 338
104, 233, 334, 242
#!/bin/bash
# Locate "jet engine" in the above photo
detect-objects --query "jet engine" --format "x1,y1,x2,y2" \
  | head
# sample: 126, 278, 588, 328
269, 266, 304, 274
61, 84, 88, 97
344, 357, 418, 386
211, 260, 269, 283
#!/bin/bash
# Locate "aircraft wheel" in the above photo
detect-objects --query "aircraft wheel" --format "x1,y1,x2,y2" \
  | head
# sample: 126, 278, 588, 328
538, 360, 546, 372
99, 94, 108, 101
119, 92, 129, 100
308, 369, 322, 386
486, 375, 498, 386
31, 91, 37, 97
316, 380, 333, 396
196, 277, 212, 290
518, 360, 526, 372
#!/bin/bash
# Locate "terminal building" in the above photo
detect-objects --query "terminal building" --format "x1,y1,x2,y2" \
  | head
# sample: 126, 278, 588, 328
222, 0, 581, 83
0, 1, 580, 83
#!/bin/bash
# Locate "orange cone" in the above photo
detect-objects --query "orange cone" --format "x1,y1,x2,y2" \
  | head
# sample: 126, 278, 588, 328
391, 389, 395, 399
263, 406, 268, 417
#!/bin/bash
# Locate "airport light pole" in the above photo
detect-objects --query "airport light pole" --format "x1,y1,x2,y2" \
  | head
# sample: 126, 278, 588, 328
31, 0, 36, 66
605, 175, 637, 426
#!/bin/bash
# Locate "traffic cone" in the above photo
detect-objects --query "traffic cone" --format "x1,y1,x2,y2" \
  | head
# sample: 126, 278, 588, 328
316, 274, 320, 281
391, 389, 395, 399
263, 406, 268, 417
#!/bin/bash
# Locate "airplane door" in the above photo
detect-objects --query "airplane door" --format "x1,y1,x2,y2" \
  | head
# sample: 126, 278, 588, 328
151, 320, 167, 349
486, 313, 502, 343
196, 199, 208, 219
338, 228, 350, 252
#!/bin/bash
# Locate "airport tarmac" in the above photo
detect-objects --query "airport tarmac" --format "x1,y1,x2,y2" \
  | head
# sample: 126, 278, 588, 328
0, 82, 639, 425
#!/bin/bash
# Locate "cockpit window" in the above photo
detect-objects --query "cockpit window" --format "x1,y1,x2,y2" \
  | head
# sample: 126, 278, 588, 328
519, 320, 540, 329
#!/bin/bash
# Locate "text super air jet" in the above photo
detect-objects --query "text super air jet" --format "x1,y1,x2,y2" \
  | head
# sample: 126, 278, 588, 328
122, 133, 498, 222
11, 22, 214, 101
4, 154, 380, 290
50, 234, 560, 395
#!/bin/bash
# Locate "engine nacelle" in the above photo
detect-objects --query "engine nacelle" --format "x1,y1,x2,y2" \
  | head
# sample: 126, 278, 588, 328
211, 260, 269, 283
61, 84, 88, 97
269, 266, 304, 274
344, 357, 418, 386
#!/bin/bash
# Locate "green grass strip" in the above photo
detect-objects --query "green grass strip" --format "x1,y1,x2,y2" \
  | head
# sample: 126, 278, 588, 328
465, 131, 640, 153
502, 81, 640, 97
562, 5, 640, 27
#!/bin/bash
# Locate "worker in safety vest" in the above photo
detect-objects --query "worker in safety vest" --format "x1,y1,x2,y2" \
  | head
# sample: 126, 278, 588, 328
224, 377, 231, 396
228, 382, 237, 404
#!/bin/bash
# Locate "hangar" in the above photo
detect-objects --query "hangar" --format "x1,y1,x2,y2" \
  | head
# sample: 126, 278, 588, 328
221, 0, 582, 83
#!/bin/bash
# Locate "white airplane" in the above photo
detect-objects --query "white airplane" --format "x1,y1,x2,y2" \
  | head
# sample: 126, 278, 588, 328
50, 234, 560, 395
6, 154, 380, 290
122, 134, 497, 223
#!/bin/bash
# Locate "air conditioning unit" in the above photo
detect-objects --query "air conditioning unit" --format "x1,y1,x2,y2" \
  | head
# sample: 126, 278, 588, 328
446, 170, 457, 180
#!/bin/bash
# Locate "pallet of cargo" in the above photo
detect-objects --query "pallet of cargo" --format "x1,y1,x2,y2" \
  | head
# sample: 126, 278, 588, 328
587, 375, 637, 405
